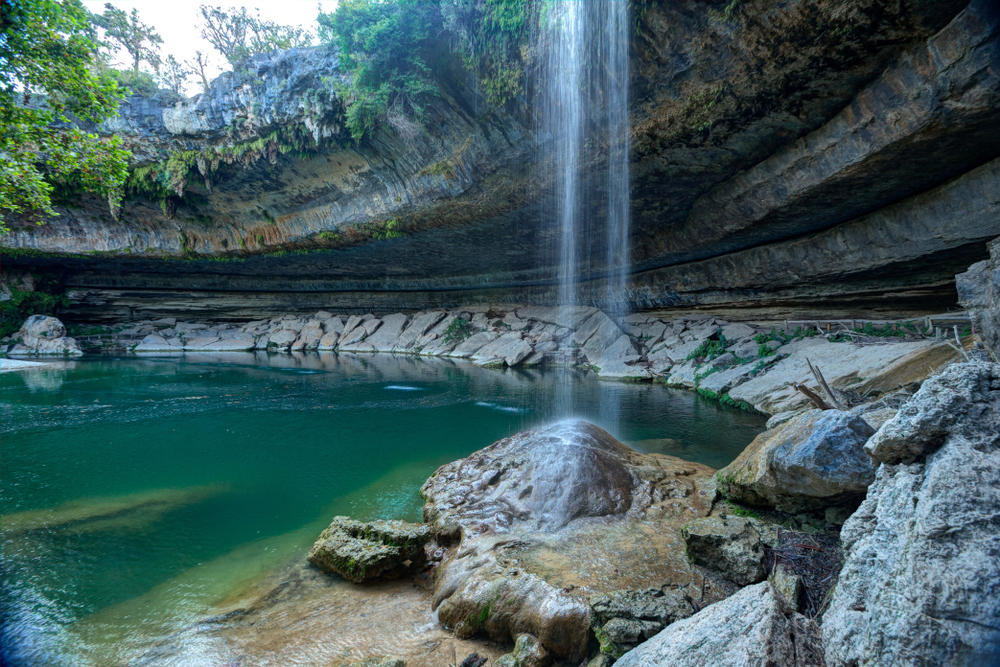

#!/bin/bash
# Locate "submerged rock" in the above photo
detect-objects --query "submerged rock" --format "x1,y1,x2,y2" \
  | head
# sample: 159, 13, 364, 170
307, 516, 432, 584
421, 421, 718, 660
614, 582, 824, 667
716, 409, 876, 512
494, 634, 550, 667
824, 361, 1000, 667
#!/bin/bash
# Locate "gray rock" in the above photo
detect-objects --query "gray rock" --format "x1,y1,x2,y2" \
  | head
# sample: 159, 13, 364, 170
716, 409, 877, 512
710, 352, 735, 369
823, 364, 1000, 667
682, 515, 766, 586
866, 361, 1000, 464
589, 588, 694, 657
586, 655, 614, 667
721, 323, 756, 341
268, 329, 298, 349
769, 564, 803, 612
322, 316, 344, 335
495, 634, 550, 667
956, 236, 999, 357
615, 582, 823, 667
394, 310, 446, 351
447, 331, 496, 358
192, 338, 254, 351
698, 362, 755, 396
859, 407, 898, 432
307, 516, 431, 584
471, 333, 533, 367
731, 339, 759, 358
362, 313, 408, 352
134, 334, 182, 353
317, 331, 340, 350
593, 335, 652, 380
182, 336, 221, 349
14, 315, 82, 356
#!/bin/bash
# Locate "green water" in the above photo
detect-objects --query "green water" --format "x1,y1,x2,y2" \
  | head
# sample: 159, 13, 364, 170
1, 352, 764, 666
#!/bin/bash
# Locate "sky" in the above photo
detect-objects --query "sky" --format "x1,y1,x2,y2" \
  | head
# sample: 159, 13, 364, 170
82, 1, 333, 95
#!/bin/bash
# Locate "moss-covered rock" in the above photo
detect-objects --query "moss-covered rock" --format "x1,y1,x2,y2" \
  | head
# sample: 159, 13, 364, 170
307, 516, 432, 583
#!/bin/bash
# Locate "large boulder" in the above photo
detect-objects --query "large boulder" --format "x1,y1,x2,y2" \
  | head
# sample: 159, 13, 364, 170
421, 421, 719, 660
307, 516, 432, 584
12, 315, 82, 356
957, 236, 1000, 356
716, 409, 877, 512
614, 582, 824, 667
865, 361, 1000, 464
823, 360, 1000, 667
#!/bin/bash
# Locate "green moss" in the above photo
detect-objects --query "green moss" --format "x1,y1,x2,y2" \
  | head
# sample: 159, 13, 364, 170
443, 317, 472, 345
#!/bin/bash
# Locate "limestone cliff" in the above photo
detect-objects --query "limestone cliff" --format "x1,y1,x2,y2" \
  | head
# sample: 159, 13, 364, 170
2, 0, 998, 320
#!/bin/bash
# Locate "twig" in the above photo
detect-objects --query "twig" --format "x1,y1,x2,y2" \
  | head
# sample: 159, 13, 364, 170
806, 357, 844, 410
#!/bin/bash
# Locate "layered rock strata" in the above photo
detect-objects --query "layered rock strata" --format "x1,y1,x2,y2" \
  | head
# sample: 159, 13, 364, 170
3, 0, 997, 317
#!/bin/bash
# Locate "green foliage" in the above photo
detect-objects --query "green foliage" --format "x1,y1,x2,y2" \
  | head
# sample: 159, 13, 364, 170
0, 277, 68, 338
443, 317, 472, 344
103, 67, 160, 95
91, 3, 163, 73
442, 0, 538, 107
687, 331, 728, 361
198, 5, 313, 69
852, 321, 915, 338
0, 0, 131, 232
319, 0, 444, 142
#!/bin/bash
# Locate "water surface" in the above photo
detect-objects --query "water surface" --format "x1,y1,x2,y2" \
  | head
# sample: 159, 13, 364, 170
1, 352, 764, 666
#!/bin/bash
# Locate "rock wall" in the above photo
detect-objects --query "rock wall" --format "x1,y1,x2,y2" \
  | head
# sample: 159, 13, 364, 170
2, 0, 998, 320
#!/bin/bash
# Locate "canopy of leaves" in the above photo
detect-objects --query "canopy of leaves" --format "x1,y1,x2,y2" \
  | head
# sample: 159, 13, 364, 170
199, 5, 314, 68
318, 0, 446, 143
0, 0, 130, 233
91, 3, 163, 73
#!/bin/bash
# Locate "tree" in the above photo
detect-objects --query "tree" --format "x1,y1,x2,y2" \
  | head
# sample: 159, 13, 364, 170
188, 50, 214, 93
92, 3, 163, 73
0, 0, 130, 233
198, 5, 313, 68
318, 0, 444, 142
159, 55, 191, 95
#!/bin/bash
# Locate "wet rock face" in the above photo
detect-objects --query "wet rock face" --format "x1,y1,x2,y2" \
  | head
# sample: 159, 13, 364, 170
715, 409, 877, 512
307, 516, 432, 583
422, 422, 639, 532
823, 361, 1000, 667
420, 421, 719, 660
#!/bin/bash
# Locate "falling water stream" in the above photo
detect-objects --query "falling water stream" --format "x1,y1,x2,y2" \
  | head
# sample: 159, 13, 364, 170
542, 0, 632, 422
543, 0, 631, 311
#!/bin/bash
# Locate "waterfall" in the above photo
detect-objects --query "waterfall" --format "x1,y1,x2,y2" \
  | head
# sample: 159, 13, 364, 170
540, 1, 631, 426
542, 0, 631, 314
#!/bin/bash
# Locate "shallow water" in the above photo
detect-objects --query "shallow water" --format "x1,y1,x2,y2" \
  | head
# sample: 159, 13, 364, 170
1, 352, 764, 666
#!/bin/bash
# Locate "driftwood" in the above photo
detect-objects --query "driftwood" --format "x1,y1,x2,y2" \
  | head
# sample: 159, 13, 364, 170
806, 357, 844, 410
790, 382, 835, 411
943, 325, 971, 362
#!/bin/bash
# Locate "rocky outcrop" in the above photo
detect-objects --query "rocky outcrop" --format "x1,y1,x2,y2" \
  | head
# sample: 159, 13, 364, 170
2, 0, 996, 319
716, 409, 877, 512
420, 421, 720, 660
589, 589, 695, 658
8, 315, 82, 356
614, 582, 824, 667
681, 515, 767, 586
957, 236, 1000, 357
307, 516, 432, 583
823, 361, 1000, 667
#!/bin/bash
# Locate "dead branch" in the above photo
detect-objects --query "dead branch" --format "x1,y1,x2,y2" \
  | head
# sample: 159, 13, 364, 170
806, 357, 844, 410
790, 382, 834, 410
